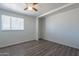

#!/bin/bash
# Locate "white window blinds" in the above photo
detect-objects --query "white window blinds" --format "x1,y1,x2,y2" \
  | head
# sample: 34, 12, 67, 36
1, 15, 24, 30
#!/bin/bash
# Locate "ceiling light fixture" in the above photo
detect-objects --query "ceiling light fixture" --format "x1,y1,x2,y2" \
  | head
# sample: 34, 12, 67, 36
24, 3, 38, 11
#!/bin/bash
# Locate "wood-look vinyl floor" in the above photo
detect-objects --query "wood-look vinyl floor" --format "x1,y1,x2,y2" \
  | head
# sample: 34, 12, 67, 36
0, 39, 79, 56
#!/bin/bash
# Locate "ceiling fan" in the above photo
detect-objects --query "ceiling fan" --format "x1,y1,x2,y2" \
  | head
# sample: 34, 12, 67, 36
24, 3, 38, 11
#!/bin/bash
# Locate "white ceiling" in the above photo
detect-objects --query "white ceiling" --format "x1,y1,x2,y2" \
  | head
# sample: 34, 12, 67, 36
0, 3, 67, 17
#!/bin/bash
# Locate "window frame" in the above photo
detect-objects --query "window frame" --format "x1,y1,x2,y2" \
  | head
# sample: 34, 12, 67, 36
1, 15, 24, 31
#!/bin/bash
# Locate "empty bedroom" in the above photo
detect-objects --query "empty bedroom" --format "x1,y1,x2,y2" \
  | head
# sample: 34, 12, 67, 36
0, 3, 79, 56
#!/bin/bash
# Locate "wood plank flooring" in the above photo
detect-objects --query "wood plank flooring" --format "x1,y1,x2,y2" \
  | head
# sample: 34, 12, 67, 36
0, 39, 79, 56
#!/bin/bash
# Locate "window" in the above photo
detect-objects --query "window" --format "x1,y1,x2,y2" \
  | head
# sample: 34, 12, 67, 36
1, 15, 24, 30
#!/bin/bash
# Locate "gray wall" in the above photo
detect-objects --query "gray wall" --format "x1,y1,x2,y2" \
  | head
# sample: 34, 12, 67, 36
0, 10, 36, 48
39, 17, 45, 39
39, 8, 79, 49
